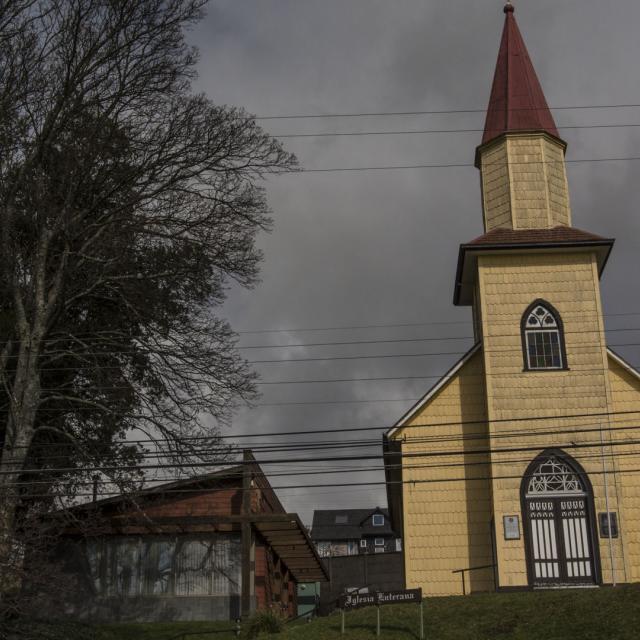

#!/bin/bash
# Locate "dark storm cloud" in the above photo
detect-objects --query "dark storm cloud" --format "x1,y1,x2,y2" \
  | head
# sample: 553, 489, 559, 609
190, 0, 640, 523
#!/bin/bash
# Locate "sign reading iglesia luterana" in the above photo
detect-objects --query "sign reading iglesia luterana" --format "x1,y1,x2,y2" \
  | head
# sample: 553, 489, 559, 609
339, 588, 422, 609
338, 589, 424, 638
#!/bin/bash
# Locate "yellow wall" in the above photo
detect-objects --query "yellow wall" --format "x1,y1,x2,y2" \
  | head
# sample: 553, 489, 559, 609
479, 134, 571, 232
393, 349, 494, 596
477, 250, 625, 587
389, 250, 640, 593
606, 354, 640, 583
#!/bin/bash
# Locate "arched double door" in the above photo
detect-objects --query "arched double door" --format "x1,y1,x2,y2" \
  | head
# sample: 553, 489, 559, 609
521, 451, 599, 586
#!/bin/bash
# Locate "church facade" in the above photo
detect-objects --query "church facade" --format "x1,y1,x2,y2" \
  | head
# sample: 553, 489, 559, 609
384, 4, 640, 595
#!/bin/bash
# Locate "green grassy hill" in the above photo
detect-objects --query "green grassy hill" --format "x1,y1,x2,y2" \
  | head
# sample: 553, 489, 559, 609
5, 586, 640, 640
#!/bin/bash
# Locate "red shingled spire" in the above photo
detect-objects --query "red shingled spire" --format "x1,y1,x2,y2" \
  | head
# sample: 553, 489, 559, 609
481, 3, 560, 146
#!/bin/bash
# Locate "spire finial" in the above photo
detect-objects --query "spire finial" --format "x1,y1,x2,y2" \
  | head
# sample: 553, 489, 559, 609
504, 2, 514, 13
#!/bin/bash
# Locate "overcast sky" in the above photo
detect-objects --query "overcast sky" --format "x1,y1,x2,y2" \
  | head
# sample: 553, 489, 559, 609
187, 0, 640, 525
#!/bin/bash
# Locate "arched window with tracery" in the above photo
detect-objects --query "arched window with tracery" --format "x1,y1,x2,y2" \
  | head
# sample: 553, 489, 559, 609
525, 455, 585, 496
521, 300, 566, 370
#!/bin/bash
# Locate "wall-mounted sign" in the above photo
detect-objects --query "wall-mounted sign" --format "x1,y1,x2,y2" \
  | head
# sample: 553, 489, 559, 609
503, 515, 520, 540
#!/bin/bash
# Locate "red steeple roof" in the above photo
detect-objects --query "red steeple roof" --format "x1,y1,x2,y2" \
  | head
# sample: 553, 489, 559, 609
481, 3, 560, 146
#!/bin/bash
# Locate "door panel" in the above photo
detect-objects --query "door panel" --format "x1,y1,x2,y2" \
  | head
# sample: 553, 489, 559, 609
526, 496, 595, 586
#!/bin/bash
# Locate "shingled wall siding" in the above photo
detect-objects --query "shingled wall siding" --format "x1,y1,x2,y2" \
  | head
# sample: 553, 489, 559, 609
481, 140, 512, 231
606, 356, 640, 583
541, 138, 572, 227
398, 349, 494, 597
477, 251, 626, 587
479, 134, 571, 233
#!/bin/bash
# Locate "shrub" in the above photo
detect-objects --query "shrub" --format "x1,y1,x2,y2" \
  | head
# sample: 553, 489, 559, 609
244, 609, 286, 638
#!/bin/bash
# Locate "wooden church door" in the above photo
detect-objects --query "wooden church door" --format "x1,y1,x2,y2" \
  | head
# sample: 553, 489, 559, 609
523, 453, 597, 586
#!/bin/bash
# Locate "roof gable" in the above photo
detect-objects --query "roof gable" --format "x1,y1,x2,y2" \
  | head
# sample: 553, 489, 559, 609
386, 343, 482, 439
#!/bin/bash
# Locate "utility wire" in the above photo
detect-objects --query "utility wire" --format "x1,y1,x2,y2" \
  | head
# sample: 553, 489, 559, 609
3, 362, 632, 391
8, 447, 640, 490
13, 419, 640, 466
278, 123, 640, 139
14, 464, 640, 501
9, 339, 640, 372
300, 155, 640, 173
3, 434, 640, 476
0, 309, 637, 343
6, 407, 640, 448
255, 103, 640, 120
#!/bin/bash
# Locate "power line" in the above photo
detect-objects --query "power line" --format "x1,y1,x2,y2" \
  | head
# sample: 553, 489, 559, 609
3, 432, 640, 477
300, 155, 640, 173
13, 340, 636, 371
6, 407, 640, 448
2, 324, 637, 355
0, 309, 637, 343
255, 103, 640, 120
4, 361, 632, 392
12, 463, 640, 501
278, 123, 640, 139
13, 418, 640, 466
8, 447, 640, 490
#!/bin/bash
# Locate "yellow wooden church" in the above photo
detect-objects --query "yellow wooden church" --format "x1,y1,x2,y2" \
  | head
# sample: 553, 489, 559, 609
384, 3, 640, 595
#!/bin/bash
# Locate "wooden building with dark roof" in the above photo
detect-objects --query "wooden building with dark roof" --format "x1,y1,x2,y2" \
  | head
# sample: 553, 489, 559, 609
38, 451, 327, 622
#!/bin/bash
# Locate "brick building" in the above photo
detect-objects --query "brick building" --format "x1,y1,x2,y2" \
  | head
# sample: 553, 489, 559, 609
41, 452, 327, 621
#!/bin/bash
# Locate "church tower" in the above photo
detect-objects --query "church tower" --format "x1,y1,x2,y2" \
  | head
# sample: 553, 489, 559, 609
385, 3, 640, 595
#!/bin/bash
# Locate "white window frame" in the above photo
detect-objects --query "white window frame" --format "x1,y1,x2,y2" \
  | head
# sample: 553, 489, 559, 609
372, 514, 384, 527
523, 304, 564, 370
374, 537, 385, 546
359, 539, 367, 548
374, 547, 385, 554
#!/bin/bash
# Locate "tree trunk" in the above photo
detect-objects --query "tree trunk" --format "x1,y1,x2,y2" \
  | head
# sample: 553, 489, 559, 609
0, 339, 43, 602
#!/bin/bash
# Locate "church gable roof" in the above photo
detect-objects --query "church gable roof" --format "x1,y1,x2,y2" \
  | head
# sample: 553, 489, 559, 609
607, 348, 640, 382
481, 3, 560, 147
386, 343, 483, 439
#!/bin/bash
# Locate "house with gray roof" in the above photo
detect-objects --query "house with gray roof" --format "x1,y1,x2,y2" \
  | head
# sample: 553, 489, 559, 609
310, 508, 401, 558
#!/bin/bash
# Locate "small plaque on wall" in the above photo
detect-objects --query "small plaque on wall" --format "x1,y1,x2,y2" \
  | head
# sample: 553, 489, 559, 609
503, 515, 520, 540
599, 512, 618, 538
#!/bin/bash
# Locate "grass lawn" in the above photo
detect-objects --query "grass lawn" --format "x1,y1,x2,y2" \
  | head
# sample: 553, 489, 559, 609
6, 585, 640, 639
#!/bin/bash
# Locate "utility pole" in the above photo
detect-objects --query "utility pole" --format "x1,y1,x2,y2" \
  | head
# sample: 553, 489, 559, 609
241, 450, 255, 616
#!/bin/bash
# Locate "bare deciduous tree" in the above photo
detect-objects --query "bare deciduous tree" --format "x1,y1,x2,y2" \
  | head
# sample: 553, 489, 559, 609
0, 0, 295, 601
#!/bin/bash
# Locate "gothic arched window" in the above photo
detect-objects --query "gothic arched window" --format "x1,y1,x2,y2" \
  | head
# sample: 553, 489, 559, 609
522, 300, 566, 370
525, 454, 586, 496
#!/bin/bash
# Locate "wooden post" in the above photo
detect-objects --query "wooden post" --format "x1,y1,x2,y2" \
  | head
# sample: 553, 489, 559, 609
376, 605, 381, 636
241, 450, 253, 617
420, 600, 424, 640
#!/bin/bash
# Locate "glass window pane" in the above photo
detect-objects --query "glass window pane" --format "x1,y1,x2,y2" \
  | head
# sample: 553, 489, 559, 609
142, 539, 174, 595
86, 540, 103, 595
175, 539, 214, 596
526, 330, 562, 369
108, 538, 140, 597
213, 536, 241, 595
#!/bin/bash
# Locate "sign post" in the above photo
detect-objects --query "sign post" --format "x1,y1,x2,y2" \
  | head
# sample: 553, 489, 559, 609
376, 605, 380, 637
